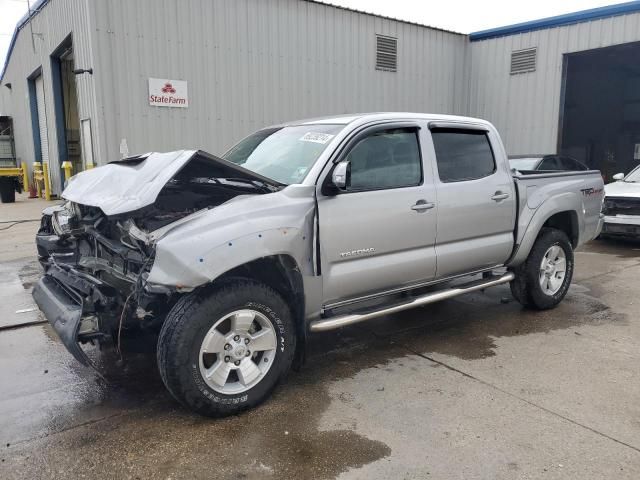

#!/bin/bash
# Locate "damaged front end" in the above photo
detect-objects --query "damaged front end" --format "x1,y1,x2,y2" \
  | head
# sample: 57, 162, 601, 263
32, 150, 283, 366
33, 201, 163, 365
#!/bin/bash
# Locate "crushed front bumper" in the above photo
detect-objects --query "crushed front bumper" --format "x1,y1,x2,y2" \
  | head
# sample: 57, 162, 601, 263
32, 274, 89, 365
32, 263, 114, 366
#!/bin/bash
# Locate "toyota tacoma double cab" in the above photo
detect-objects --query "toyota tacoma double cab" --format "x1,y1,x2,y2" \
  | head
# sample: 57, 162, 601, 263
33, 113, 604, 416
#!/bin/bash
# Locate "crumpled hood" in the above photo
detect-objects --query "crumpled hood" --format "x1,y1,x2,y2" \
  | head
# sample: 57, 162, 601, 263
605, 181, 640, 199
61, 150, 282, 216
62, 151, 196, 215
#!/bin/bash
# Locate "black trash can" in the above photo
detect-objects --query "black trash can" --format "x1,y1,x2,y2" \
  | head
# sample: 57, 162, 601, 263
0, 177, 16, 203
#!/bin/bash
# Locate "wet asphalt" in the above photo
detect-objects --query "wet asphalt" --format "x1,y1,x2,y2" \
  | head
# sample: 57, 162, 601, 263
2, 195, 640, 479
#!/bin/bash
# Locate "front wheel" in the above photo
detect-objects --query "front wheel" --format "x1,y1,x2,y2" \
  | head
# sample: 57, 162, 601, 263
510, 227, 574, 310
157, 279, 296, 417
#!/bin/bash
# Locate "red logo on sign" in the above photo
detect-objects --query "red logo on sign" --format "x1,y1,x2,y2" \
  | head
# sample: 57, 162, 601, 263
161, 82, 176, 94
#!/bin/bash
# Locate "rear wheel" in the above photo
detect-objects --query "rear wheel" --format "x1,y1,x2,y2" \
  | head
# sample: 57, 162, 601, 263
510, 228, 574, 310
157, 279, 296, 417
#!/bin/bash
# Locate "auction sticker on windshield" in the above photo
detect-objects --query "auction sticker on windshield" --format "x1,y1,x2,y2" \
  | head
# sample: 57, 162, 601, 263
300, 132, 334, 144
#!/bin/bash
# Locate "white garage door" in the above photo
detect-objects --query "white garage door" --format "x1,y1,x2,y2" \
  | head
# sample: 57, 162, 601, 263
34, 75, 49, 164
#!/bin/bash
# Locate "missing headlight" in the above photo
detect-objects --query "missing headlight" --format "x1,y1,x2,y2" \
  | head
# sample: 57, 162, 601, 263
52, 202, 81, 235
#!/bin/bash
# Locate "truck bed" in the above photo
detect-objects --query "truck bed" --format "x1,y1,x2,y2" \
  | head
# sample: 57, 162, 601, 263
509, 169, 604, 266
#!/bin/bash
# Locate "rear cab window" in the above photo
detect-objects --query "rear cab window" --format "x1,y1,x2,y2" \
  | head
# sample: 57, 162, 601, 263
539, 156, 563, 171
560, 156, 587, 171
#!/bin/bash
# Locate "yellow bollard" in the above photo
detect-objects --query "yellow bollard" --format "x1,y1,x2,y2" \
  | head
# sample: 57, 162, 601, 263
21, 161, 29, 192
42, 162, 51, 201
33, 162, 43, 198
85, 162, 95, 170
61, 161, 73, 183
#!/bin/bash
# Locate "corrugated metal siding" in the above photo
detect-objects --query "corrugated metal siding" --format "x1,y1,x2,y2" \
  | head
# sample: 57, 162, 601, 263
0, 88, 10, 116
0, 0, 97, 194
11, 0, 640, 173
89, 0, 468, 161
468, 12, 640, 155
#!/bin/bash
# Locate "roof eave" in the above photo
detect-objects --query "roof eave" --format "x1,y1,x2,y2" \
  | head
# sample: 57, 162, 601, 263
0, 0, 50, 83
470, 0, 640, 41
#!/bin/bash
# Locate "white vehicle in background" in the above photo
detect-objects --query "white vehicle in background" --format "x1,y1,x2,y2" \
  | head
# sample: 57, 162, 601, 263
602, 166, 640, 237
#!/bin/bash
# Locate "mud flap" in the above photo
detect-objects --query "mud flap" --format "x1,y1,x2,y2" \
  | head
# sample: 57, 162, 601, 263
32, 276, 90, 366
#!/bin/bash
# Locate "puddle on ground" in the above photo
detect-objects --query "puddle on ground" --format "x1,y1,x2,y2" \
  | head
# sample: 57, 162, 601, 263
2, 240, 632, 478
17, 259, 42, 290
4, 263, 394, 478
580, 238, 640, 258
357, 282, 625, 361
0, 260, 42, 329
3, 271, 625, 479
2, 324, 394, 480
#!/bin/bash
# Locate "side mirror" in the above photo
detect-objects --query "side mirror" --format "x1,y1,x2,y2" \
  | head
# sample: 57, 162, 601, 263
613, 173, 625, 181
331, 161, 350, 190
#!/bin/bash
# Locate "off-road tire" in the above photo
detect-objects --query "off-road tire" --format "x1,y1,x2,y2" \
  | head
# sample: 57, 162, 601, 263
157, 279, 296, 417
510, 227, 574, 310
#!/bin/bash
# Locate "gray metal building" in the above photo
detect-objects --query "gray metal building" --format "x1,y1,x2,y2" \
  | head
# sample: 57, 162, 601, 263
469, 2, 640, 178
1, 0, 640, 195
0, 0, 467, 194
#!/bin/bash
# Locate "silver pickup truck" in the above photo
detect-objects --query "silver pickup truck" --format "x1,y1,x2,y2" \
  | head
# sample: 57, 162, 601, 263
33, 113, 604, 416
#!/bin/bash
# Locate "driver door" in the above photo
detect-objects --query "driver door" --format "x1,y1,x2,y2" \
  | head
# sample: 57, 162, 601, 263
317, 123, 438, 306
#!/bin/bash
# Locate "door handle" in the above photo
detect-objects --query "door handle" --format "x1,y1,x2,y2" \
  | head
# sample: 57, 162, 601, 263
411, 200, 436, 212
491, 192, 510, 202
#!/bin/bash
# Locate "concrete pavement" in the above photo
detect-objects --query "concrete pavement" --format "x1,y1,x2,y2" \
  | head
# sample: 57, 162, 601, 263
1, 194, 639, 479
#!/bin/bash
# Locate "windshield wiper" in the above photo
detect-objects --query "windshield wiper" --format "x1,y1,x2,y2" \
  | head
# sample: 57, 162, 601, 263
189, 177, 281, 193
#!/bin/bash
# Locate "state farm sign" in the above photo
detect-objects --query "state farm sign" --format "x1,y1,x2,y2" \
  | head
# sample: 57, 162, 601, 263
148, 78, 188, 108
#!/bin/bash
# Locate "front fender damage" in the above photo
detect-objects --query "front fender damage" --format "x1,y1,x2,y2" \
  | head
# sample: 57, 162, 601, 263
146, 185, 317, 290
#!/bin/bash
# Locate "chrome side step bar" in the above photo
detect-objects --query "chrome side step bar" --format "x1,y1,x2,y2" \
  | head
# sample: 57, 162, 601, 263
309, 272, 515, 333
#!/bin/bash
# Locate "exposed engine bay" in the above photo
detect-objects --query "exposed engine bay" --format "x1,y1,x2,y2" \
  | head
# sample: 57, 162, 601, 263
34, 150, 282, 365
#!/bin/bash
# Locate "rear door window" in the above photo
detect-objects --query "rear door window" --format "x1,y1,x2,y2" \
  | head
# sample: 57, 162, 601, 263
431, 129, 496, 182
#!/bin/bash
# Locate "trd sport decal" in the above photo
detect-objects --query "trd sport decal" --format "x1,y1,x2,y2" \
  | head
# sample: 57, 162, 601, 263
581, 187, 603, 197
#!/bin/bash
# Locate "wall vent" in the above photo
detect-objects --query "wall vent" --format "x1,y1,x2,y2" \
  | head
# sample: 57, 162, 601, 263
376, 35, 397, 72
510, 47, 537, 75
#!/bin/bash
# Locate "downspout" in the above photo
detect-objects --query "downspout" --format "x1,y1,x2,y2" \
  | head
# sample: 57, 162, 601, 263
463, 34, 472, 117
84, 0, 102, 167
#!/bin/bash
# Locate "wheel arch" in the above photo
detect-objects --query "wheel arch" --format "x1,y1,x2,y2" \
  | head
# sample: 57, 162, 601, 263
542, 211, 579, 247
213, 254, 307, 367
509, 204, 582, 267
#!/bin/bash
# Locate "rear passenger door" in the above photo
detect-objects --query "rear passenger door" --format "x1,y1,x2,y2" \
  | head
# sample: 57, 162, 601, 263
428, 125, 516, 278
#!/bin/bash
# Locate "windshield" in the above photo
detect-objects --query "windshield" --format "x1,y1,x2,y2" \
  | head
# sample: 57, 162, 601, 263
509, 157, 541, 171
223, 124, 344, 184
625, 166, 640, 182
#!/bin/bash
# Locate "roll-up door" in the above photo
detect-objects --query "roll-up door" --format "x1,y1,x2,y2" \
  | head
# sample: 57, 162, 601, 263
34, 75, 49, 165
